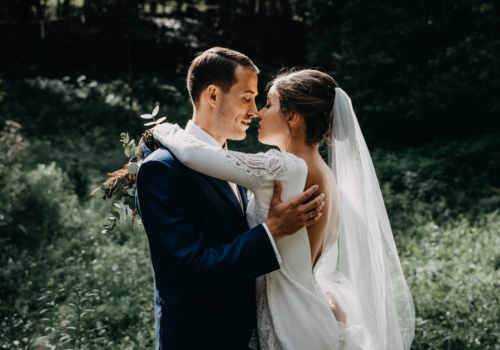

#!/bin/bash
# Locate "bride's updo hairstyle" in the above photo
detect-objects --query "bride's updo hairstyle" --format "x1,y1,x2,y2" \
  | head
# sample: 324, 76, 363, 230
268, 69, 338, 146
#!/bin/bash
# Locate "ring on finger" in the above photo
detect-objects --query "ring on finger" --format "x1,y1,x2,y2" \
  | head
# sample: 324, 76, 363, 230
310, 212, 313, 219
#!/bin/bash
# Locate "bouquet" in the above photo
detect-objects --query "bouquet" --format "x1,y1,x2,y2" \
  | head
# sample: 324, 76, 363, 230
91, 106, 166, 233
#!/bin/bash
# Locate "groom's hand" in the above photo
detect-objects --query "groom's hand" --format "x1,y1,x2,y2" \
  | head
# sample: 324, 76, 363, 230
265, 181, 325, 242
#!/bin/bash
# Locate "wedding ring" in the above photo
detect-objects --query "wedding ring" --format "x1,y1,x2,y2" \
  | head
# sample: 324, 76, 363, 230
310, 212, 313, 219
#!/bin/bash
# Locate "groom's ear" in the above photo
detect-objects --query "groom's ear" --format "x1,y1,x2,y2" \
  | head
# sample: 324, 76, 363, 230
206, 85, 219, 108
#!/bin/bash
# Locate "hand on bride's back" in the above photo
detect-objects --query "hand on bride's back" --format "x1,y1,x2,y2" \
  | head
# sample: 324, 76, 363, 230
265, 181, 325, 242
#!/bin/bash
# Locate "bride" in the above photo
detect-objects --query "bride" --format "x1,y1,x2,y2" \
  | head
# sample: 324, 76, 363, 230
152, 69, 415, 350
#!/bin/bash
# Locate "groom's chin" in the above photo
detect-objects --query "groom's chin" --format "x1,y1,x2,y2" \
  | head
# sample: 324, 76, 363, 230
234, 132, 247, 141
230, 129, 248, 141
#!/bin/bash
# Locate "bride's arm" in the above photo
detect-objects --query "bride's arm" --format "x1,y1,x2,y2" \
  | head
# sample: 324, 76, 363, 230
153, 123, 286, 192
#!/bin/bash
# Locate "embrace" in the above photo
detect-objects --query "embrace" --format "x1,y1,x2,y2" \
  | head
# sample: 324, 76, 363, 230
135, 47, 415, 350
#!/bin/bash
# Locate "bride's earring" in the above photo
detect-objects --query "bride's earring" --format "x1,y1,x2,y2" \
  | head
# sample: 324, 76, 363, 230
287, 129, 290, 134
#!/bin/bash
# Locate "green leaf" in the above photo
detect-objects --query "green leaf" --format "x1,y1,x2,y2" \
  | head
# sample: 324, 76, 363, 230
114, 191, 123, 200
123, 197, 130, 205
144, 121, 156, 126
127, 189, 135, 196
128, 163, 138, 174
152, 105, 160, 117
103, 221, 110, 227
114, 203, 126, 210
124, 148, 131, 157
140, 114, 154, 119
124, 209, 128, 220
110, 210, 120, 218
128, 200, 136, 210
125, 133, 130, 144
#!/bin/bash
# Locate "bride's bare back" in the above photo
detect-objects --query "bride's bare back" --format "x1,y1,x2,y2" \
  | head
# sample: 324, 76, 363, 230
300, 152, 333, 269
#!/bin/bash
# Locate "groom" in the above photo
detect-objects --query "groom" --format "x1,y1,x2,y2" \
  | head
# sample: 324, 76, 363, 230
136, 47, 324, 350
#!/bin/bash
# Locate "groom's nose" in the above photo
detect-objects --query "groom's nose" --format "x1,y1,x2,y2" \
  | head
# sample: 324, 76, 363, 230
252, 111, 263, 120
248, 99, 258, 114
248, 107, 259, 118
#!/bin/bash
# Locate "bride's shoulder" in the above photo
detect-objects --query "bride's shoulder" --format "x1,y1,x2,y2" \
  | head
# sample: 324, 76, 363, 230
283, 151, 308, 170
261, 149, 308, 179
154, 122, 181, 134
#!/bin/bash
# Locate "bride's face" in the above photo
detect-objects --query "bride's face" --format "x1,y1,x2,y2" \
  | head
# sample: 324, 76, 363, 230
258, 85, 289, 147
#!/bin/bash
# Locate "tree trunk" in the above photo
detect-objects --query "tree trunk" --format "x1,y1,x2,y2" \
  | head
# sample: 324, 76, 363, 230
279, 0, 291, 20
123, 0, 134, 108
256, 0, 264, 16
63, 0, 70, 15
248, 0, 256, 14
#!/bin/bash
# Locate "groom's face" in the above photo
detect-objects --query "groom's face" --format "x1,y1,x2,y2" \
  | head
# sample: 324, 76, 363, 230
214, 65, 259, 141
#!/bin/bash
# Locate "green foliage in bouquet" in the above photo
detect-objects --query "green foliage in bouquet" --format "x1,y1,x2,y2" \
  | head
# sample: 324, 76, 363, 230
91, 106, 167, 233
140, 105, 166, 154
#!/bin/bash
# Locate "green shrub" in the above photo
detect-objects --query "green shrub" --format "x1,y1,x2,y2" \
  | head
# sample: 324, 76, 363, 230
0, 77, 193, 197
0, 193, 154, 349
402, 211, 500, 349
372, 136, 500, 232
0, 163, 83, 256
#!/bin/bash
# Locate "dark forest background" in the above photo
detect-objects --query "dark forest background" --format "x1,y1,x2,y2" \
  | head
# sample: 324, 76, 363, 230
1, 1, 499, 349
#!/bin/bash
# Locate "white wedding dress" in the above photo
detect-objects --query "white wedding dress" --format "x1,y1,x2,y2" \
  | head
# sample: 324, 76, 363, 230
152, 88, 415, 350
154, 123, 366, 350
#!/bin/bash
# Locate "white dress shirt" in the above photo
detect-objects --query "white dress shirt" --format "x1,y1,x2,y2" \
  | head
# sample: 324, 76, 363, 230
185, 120, 282, 263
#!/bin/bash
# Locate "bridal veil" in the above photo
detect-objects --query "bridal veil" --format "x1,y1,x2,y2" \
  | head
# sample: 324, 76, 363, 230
314, 88, 415, 349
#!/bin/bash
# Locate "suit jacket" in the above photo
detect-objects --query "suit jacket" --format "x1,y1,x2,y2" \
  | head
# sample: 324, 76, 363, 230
135, 146, 280, 350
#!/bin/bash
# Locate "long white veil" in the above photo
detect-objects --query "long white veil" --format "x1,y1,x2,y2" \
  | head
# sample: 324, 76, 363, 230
314, 88, 415, 349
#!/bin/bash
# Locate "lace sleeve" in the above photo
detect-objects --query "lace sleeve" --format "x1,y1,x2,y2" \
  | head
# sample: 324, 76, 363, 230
153, 123, 290, 192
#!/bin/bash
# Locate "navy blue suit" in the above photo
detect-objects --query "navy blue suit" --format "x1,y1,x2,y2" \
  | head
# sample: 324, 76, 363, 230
135, 147, 280, 350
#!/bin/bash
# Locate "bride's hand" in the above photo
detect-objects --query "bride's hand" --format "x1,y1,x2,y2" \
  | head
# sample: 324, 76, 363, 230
325, 293, 346, 323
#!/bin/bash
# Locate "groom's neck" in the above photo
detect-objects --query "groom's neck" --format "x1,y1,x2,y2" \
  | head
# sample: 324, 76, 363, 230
191, 113, 227, 147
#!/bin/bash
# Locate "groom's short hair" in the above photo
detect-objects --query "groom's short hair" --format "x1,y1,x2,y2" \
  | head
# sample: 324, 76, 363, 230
187, 47, 259, 107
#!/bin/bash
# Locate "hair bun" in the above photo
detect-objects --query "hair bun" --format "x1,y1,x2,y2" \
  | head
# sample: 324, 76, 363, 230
270, 69, 338, 146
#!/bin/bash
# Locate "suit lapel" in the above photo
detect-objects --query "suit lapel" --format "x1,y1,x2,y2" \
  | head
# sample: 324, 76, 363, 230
238, 185, 248, 214
163, 145, 245, 217
195, 172, 245, 217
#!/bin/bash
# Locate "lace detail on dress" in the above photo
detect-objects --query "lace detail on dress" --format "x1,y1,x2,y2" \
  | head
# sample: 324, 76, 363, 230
153, 122, 181, 137
246, 189, 254, 202
257, 275, 287, 350
223, 148, 286, 180
254, 196, 267, 225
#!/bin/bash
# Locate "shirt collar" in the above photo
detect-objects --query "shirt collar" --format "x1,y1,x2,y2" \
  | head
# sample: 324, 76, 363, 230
185, 120, 228, 150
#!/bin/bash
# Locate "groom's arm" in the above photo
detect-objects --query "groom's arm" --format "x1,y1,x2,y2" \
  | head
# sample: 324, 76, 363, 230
136, 159, 279, 292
